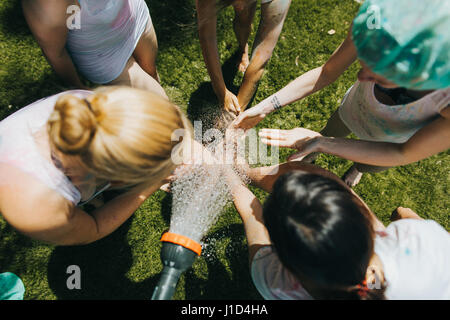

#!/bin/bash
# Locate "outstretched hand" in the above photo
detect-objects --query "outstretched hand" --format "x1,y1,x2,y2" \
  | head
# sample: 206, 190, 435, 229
233, 107, 267, 130
259, 127, 322, 161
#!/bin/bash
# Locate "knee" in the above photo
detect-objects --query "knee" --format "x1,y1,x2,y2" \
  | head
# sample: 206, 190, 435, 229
127, 65, 168, 99
391, 207, 422, 221
140, 78, 167, 99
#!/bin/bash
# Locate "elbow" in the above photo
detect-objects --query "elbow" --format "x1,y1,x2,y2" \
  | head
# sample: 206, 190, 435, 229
317, 64, 337, 87
42, 45, 67, 61
49, 232, 98, 246
396, 143, 416, 166
55, 220, 102, 247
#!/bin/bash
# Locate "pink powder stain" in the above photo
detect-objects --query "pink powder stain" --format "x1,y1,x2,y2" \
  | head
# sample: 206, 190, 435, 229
111, 0, 132, 28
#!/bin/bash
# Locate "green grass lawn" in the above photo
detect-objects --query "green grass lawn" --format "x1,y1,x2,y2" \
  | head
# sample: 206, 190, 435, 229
0, 0, 448, 300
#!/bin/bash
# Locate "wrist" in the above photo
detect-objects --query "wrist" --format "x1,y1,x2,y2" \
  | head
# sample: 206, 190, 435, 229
257, 100, 273, 115
312, 135, 326, 153
264, 95, 283, 113
213, 83, 227, 100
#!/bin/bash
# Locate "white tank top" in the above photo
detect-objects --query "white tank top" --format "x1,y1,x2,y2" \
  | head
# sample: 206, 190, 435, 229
338, 81, 450, 143
66, 0, 150, 84
0, 91, 96, 205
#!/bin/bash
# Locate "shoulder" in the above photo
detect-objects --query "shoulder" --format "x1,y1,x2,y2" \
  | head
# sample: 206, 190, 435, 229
384, 218, 448, 241
22, 0, 74, 27
432, 87, 450, 117
376, 219, 450, 299
250, 246, 313, 300
376, 218, 449, 258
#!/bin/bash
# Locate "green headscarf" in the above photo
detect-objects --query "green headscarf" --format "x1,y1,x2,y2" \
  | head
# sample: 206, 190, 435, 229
352, 0, 449, 90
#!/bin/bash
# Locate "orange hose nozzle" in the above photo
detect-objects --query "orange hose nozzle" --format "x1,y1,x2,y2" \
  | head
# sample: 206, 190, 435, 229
160, 232, 202, 256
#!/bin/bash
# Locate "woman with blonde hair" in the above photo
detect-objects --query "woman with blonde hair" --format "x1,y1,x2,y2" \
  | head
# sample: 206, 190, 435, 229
0, 86, 192, 245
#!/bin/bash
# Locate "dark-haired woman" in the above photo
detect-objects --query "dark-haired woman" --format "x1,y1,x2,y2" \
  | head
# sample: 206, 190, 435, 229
196, 0, 291, 114
227, 161, 450, 299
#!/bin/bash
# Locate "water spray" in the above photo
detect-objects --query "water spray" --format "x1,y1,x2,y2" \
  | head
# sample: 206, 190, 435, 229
151, 232, 202, 300
150, 133, 249, 300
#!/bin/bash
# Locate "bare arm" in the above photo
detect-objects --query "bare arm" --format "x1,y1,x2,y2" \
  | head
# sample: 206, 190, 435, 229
196, 0, 240, 114
235, 27, 358, 129
246, 161, 386, 232
237, 0, 291, 110
22, 0, 87, 89
0, 165, 163, 245
225, 169, 272, 265
259, 106, 450, 167
314, 109, 450, 167
257, 27, 357, 113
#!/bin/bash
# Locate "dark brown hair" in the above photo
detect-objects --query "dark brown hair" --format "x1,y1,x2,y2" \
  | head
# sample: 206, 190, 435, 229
263, 171, 386, 299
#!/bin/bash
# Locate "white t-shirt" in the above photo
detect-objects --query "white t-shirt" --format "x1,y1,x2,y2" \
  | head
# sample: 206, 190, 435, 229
338, 81, 450, 143
67, 0, 150, 84
0, 90, 92, 205
375, 219, 450, 299
251, 219, 450, 300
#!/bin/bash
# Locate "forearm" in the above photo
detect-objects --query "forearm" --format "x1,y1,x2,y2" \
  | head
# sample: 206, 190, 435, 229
237, 58, 266, 110
253, 29, 357, 115
45, 48, 86, 88
229, 181, 271, 262
316, 137, 409, 167
201, 44, 226, 98
197, 5, 226, 99
85, 182, 162, 243
254, 65, 335, 114
22, 1, 86, 89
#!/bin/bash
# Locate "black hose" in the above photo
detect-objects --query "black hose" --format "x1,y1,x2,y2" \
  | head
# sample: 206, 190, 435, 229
151, 242, 198, 300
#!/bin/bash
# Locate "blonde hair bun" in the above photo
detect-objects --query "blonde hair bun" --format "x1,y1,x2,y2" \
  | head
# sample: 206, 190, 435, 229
46, 86, 193, 190
48, 94, 102, 155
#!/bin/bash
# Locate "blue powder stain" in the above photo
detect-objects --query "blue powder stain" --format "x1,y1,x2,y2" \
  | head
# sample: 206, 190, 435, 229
405, 248, 411, 255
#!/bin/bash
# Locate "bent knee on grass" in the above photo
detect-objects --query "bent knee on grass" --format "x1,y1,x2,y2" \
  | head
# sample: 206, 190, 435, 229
109, 58, 168, 99
391, 207, 423, 221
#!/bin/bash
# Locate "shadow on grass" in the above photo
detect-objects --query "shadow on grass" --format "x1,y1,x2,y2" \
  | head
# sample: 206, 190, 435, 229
145, 0, 197, 51
0, 64, 68, 115
185, 223, 261, 300
0, 0, 29, 36
187, 50, 241, 125
47, 189, 159, 299
48, 219, 150, 300
47, 192, 259, 300
160, 192, 260, 300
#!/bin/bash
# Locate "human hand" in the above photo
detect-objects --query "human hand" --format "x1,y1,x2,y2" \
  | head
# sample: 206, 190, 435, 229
259, 127, 322, 161
233, 106, 267, 130
221, 89, 241, 116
